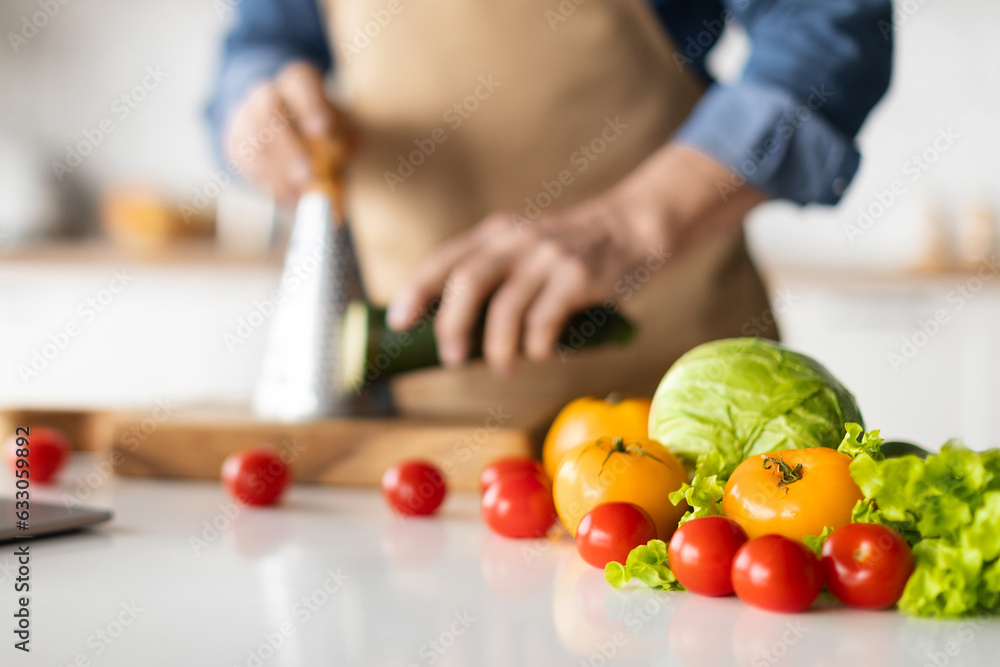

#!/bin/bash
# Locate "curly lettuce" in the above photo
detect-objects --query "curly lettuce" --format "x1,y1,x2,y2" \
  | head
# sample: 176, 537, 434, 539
850, 443, 1000, 617
605, 540, 683, 591
667, 450, 727, 524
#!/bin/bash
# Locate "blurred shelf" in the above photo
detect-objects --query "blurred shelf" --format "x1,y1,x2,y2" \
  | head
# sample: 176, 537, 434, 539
763, 262, 1000, 292
0, 239, 282, 268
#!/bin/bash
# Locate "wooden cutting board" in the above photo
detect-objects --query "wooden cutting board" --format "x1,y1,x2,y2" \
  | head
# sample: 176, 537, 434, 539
0, 407, 545, 491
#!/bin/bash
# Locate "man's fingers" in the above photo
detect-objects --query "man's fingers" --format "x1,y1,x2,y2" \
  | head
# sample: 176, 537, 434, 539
482, 249, 552, 374
387, 229, 496, 330
227, 84, 312, 201
523, 262, 591, 361
276, 62, 335, 138
259, 100, 314, 201
433, 250, 515, 366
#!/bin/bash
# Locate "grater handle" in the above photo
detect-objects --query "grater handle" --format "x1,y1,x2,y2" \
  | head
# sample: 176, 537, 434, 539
304, 109, 354, 220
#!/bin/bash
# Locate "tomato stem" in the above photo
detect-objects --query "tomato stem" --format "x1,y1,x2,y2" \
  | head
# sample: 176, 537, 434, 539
760, 454, 804, 490
597, 437, 666, 475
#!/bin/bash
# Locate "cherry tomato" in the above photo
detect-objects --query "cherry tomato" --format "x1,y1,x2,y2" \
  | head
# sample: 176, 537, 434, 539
731, 535, 823, 613
222, 447, 290, 506
821, 523, 914, 609
668, 516, 749, 597
481, 471, 556, 538
5, 427, 70, 483
575, 502, 657, 568
381, 460, 447, 516
479, 457, 545, 495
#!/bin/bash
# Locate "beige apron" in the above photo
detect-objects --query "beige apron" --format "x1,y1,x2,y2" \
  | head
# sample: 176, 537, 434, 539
323, 0, 775, 424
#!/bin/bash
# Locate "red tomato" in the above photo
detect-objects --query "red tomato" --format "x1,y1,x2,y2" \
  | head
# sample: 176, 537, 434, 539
222, 447, 290, 506
731, 535, 823, 613
821, 523, 915, 609
381, 460, 447, 516
481, 471, 556, 538
668, 516, 749, 597
575, 502, 657, 568
5, 427, 70, 483
479, 457, 545, 495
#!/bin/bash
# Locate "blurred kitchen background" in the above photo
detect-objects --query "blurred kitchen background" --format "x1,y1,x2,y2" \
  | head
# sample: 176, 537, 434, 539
1, 0, 997, 449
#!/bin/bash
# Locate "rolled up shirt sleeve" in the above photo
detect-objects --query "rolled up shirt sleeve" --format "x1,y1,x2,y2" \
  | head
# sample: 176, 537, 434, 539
674, 0, 893, 205
206, 0, 332, 159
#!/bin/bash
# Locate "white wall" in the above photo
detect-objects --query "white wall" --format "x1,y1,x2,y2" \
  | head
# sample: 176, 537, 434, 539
1, 0, 225, 200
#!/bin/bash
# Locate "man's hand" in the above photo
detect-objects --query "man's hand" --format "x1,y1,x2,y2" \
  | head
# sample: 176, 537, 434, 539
225, 62, 339, 204
387, 144, 768, 374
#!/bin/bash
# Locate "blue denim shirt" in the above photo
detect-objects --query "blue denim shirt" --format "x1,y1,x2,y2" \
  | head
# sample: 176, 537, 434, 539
208, 0, 892, 205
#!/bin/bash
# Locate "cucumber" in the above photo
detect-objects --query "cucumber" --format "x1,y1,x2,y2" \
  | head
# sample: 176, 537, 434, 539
339, 301, 636, 391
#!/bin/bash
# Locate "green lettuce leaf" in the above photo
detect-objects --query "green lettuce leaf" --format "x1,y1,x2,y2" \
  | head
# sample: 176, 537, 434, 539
604, 540, 683, 591
899, 539, 984, 617
850, 443, 1000, 617
668, 450, 727, 524
837, 422, 885, 460
802, 526, 835, 557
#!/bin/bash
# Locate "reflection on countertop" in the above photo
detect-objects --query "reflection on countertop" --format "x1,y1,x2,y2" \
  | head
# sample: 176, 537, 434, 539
9, 455, 999, 666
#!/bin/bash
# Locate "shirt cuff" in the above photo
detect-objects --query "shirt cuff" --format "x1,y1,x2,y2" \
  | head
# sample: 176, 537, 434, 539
674, 82, 861, 206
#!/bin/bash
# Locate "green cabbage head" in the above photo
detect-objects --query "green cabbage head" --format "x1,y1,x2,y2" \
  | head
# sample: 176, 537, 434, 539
649, 338, 863, 474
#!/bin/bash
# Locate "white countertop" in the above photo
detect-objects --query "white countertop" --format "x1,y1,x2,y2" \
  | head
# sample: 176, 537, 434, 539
3, 456, 999, 667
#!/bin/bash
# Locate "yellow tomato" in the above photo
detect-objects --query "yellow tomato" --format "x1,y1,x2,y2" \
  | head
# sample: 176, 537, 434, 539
553, 436, 688, 539
722, 447, 864, 542
542, 395, 652, 479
